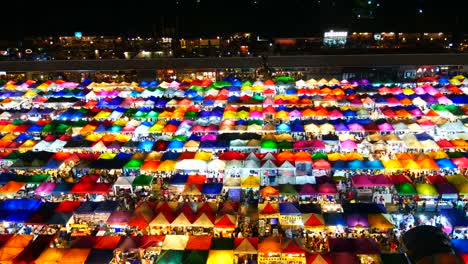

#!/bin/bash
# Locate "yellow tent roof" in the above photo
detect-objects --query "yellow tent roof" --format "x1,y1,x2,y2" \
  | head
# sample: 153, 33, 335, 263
241, 176, 260, 188
98, 152, 116, 160
207, 250, 234, 264
157, 160, 176, 171
194, 152, 212, 161
367, 214, 394, 229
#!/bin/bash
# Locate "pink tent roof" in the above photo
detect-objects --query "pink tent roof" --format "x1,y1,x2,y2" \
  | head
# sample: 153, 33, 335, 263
452, 157, 468, 169
299, 184, 317, 196
348, 123, 365, 132
310, 139, 325, 149
340, 140, 357, 150
414, 87, 426, 94
437, 96, 452, 104
368, 175, 393, 187
378, 123, 394, 132
317, 183, 337, 195
329, 109, 343, 117
424, 86, 439, 95
313, 159, 331, 170
250, 111, 263, 118
351, 175, 374, 187
34, 182, 56, 195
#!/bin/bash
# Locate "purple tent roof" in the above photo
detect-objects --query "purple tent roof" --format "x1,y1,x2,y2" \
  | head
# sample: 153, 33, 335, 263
299, 184, 317, 196
346, 214, 369, 228
334, 123, 349, 132
107, 211, 131, 225
435, 182, 459, 195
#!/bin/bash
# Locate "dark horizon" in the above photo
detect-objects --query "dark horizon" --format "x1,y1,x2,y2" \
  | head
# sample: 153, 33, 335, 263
1, 0, 465, 39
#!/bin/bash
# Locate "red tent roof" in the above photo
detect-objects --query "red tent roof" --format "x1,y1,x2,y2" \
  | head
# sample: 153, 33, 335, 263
282, 239, 305, 254
214, 214, 236, 228
260, 202, 278, 214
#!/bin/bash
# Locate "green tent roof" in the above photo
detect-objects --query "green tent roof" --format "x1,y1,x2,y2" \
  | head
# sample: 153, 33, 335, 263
4, 151, 23, 160
261, 140, 277, 149
124, 159, 144, 170
132, 175, 154, 186
55, 124, 71, 133
156, 250, 184, 264
278, 141, 293, 149
242, 81, 252, 87
248, 120, 263, 126
172, 135, 187, 142
312, 152, 328, 160
147, 111, 159, 118
213, 81, 232, 88
210, 238, 234, 250
133, 111, 148, 118
395, 183, 417, 196
41, 124, 53, 133
14, 174, 50, 184
447, 152, 464, 158
184, 111, 197, 119
380, 254, 409, 264
71, 120, 88, 127
183, 250, 209, 264
12, 119, 25, 125
274, 76, 295, 83
279, 184, 298, 196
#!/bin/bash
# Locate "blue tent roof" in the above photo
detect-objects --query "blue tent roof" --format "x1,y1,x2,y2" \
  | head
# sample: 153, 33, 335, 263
440, 209, 468, 227
161, 151, 180, 161
342, 203, 386, 214
364, 160, 384, 170
279, 202, 301, 216
277, 123, 291, 133
348, 160, 365, 170
42, 159, 64, 169
168, 140, 184, 150
15, 133, 33, 142
85, 249, 114, 264
0, 199, 42, 211
168, 174, 188, 185
324, 213, 346, 226
94, 201, 119, 213
51, 182, 74, 194
415, 132, 433, 141
0, 173, 16, 184
137, 141, 155, 152
435, 158, 457, 169
202, 183, 223, 195
332, 160, 348, 170
451, 239, 468, 254
5, 210, 35, 223
115, 152, 132, 160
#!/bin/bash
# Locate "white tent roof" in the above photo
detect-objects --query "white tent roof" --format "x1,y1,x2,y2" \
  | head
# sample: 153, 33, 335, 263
162, 235, 189, 250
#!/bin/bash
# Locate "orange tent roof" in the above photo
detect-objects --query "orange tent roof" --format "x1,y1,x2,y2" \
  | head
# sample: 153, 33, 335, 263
294, 151, 312, 162
140, 160, 161, 171
417, 158, 439, 170
260, 186, 279, 197
185, 236, 212, 250
258, 237, 281, 255
3, 235, 33, 248
0, 181, 25, 193
277, 151, 294, 161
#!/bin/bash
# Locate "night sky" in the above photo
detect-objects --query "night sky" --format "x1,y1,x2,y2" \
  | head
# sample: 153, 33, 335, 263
2, 0, 464, 39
